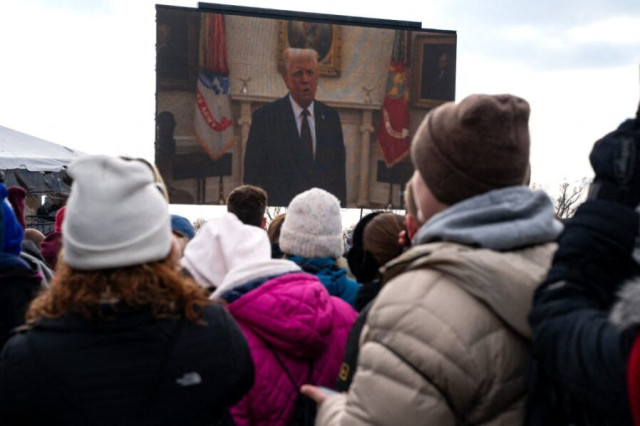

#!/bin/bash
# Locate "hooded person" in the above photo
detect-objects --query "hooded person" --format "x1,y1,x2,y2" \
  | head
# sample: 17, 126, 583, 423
304, 94, 563, 424
3, 186, 53, 286
179, 212, 260, 293
528, 109, 640, 425
186, 212, 356, 425
40, 206, 65, 270
20, 241, 54, 289
7, 186, 26, 230
279, 188, 360, 308
0, 184, 42, 350
23, 228, 45, 252
0, 155, 254, 425
336, 212, 406, 392
347, 212, 406, 311
170, 214, 195, 257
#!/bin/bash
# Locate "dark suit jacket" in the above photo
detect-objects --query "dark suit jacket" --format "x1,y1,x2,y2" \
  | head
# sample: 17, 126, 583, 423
243, 95, 346, 207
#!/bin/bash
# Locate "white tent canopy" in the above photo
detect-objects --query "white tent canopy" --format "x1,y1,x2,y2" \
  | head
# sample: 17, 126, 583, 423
0, 125, 84, 172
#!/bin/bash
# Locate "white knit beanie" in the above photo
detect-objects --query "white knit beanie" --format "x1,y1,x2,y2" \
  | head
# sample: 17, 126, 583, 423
279, 187, 344, 259
180, 212, 271, 290
63, 155, 172, 270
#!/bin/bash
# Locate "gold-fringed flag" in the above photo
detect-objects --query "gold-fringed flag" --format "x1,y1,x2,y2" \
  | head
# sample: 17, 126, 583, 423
194, 13, 234, 160
377, 30, 411, 167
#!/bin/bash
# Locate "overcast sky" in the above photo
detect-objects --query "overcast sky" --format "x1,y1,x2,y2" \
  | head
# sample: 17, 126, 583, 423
1, 0, 639, 222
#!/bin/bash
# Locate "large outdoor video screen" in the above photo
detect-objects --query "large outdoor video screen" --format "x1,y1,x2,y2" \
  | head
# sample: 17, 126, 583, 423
155, 3, 456, 208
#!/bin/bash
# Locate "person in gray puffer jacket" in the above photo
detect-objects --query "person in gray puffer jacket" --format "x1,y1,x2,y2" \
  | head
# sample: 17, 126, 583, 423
303, 93, 563, 425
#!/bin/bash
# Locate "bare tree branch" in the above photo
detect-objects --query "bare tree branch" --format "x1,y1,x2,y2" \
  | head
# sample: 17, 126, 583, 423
550, 178, 591, 219
265, 206, 285, 228
192, 218, 207, 233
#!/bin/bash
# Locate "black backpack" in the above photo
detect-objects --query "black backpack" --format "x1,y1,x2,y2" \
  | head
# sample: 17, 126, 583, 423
269, 348, 317, 426
290, 391, 317, 426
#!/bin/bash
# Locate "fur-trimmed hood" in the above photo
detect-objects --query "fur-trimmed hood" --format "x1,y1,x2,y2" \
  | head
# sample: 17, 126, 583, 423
610, 277, 640, 330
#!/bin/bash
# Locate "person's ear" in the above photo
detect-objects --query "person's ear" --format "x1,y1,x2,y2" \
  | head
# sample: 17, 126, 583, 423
405, 213, 419, 241
261, 217, 267, 230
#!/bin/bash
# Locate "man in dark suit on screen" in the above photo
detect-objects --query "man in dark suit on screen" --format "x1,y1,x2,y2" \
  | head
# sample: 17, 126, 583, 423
243, 48, 346, 207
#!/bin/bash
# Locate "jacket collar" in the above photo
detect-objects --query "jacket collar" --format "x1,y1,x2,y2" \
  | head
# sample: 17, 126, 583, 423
381, 240, 557, 338
288, 93, 315, 119
30, 305, 162, 333
414, 186, 563, 251
210, 259, 300, 299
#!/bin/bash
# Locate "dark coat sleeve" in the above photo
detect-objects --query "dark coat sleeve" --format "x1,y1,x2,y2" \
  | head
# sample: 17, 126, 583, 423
0, 268, 41, 350
528, 199, 640, 426
204, 303, 255, 409
243, 107, 271, 191
315, 105, 346, 206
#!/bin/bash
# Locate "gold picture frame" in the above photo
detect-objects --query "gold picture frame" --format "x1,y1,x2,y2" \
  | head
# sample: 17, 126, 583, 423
411, 32, 457, 109
277, 20, 342, 77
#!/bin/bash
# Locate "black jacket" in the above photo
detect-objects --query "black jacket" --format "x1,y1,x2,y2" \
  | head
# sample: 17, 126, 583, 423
243, 95, 346, 207
528, 200, 640, 425
0, 303, 254, 426
0, 260, 41, 350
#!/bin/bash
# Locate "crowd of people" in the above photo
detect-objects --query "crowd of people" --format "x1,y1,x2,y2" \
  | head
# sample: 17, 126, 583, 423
1, 92, 640, 426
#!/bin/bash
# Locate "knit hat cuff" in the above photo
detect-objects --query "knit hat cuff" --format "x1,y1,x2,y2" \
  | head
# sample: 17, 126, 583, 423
64, 209, 172, 269
62, 155, 173, 270
280, 230, 343, 259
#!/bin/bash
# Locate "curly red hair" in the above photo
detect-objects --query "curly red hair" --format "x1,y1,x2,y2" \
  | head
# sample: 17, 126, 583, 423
26, 248, 210, 324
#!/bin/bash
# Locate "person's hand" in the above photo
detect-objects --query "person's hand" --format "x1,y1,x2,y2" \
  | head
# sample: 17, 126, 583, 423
300, 385, 340, 406
398, 229, 409, 248
588, 115, 640, 206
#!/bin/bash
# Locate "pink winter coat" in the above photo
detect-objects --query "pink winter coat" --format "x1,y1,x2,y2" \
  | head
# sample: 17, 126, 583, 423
221, 271, 356, 426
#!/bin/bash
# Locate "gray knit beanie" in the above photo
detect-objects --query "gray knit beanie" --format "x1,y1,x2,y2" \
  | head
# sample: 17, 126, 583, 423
279, 188, 344, 259
411, 93, 531, 205
63, 155, 172, 270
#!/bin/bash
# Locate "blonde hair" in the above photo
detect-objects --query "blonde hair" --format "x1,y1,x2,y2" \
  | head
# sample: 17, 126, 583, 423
268, 213, 286, 243
283, 48, 318, 74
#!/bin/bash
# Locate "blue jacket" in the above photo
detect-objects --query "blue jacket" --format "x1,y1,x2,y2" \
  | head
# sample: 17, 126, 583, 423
288, 256, 359, 308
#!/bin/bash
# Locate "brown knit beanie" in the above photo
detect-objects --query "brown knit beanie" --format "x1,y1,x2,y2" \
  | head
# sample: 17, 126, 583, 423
411, 94, 531, 205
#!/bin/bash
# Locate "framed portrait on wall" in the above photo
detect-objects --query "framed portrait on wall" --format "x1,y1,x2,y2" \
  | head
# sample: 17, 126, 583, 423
277, 20, 342, 77
156, 8, 200, 91
411, 32, 457, 109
